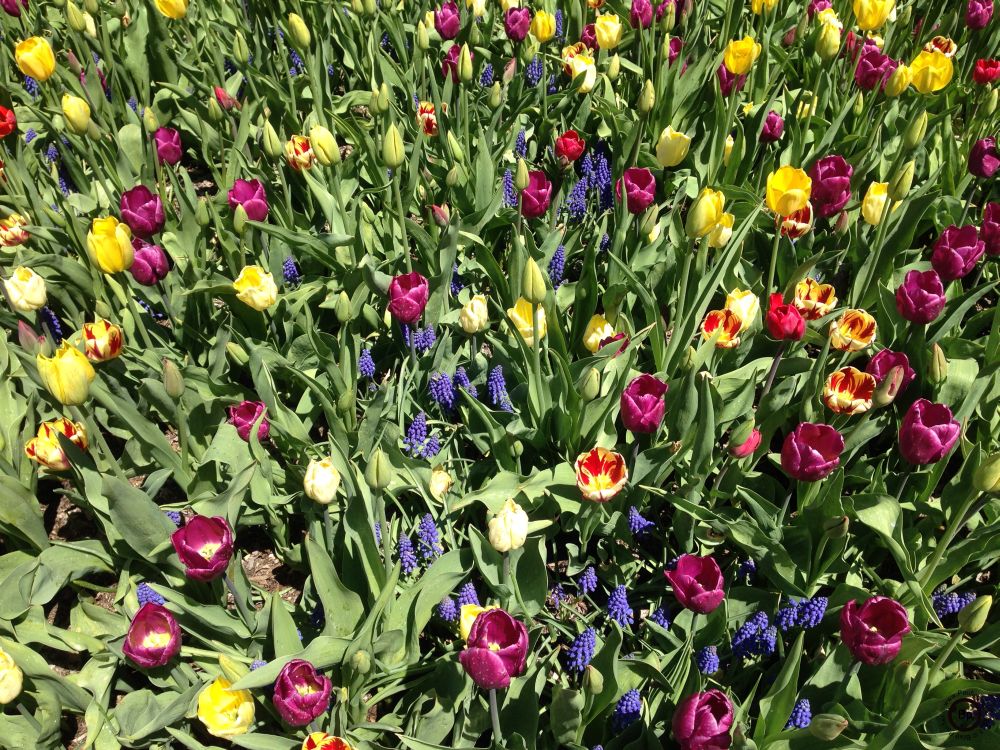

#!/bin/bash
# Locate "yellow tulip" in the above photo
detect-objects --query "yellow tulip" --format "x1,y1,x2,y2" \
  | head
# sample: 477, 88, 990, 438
429, 465, 454, 500
861, 182, 889, 225
723, 36, 761, 75
499, 0, 519, 10
86, 217, 134, 274
655, 126, 692, 168
751, 0, 777, 13
506, 297, 546, 346
594, 13, 622, 50
0, 647, 23, 705
723, 135, 735, 166
61, 94, 91, 135
569, 53, 597, 93
488, 498, 529, 553
37, 342, 96, 406
15, 37, 56, 82
816, 17, 842, 61
725, 289, 760, 331
531, 10, 556, 42
304, 456, 342, 504
6, 266, 47, 313
884, 64, 911, 97
583, 314, 615, 353
309, 125, 340, 166
910, 49, 953, 94
459, 294, 489, 334
197, 676, 254, 739
155, 0, 189, 19
852, 0, 894, 32
708, 212, 735, 248
765, 166, 812, 216
459, 604, 497, 640
233, 265, 278, 311
685, 187, 726, 239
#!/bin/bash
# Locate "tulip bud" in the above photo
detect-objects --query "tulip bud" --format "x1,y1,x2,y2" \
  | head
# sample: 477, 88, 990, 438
142, 107, 159, 132
488, 498, 528, 553
233, 204, 248, 235
583, 664, 604, 694
369, 87, 381, 114
334, 291, 352, 323
514, 158, 530, 190
639, 205, 659, 237
363, 0, 376, 15
521, 257, 548, 305
310, 124, 340, 166
365, 447, 392, 491
447, 130, 465, 163
608, 54, 620, 80
83, 0, 97, 12
67, 50, 83, 77
17, 321, 41, 354
904, 111, 927, 151
227, 342, 250, 365
446, 165, 461, 187
809, 714, 849, 740
732, 726, 757, 750
62, 94, 91, 135
888, 160, 914, 201
67, 2, 87, 31
87, 121, 101, 141
489, 82, 502, 108
351, 0, 363, 14
985, 88, 998, 117
958, 595, 992, 633
929, 343, 948, 385
349, 649, 371, 674
458, 44, 473, 83
337, 388, 355, 416
233, 32, 250, 65
854, 92, 865, 116
872, 365, 905, 407
382, 123, 405, 169
723, 134, 734, 166
377, 83, 390, 114
207, 97, 224, 122
431, 204, 451, 227
834, 209, 851, 234
512, 439, 524, 457
263, 120, 283, 157
469, 22, 480, 45
288, 13, 311, 48
823, 515, 849, 539
729, 419, 755, 447
162, 359, 185, 399
638, 79, 655, 114
659, 2, 675, 30
416, 21, 430, 50
973, 453, 1000, 493
577, 367, 601, 402
195, 196, 211, 226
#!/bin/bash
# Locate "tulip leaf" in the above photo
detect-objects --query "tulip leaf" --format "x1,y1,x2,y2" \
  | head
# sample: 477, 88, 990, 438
0, 477, 49, 552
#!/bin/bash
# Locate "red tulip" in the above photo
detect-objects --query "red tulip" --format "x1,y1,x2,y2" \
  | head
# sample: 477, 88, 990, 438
765, 293, 805, 340
554, 130, 586, 164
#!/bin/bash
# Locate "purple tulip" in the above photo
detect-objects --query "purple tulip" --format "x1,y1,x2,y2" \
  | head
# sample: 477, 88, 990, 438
840, 597, 910, 665
808, 155, 853, 218
581, 23, 597, 50
1, 0, 27, 17
966, 0, 994, 29
272, 660, 332, 726
756, 110, 783, 144
171, 515, 233, 581
620, 374, 668, 434
931, 225, 985, 281
458, 609, 528, 689
615, 167, 656, 214
435, 1, 461, 40
664, 554, 725, 614
630, 0, 653, 28
441, 43, 463, 83
655, 0, 676, 21
504, 8, 531, 42
672, 690, 734, 750
899, 399, 960, 465
228, 178, 269, 222
866, 349, 915, 391
668, 37, 684, 66
716, 64, 747, 97
153, 127, 182, 166
122, 603, 181, 669
130, 238, 170, 286
387, 272, 430, 324
807, 0, 832, 17
854, 42, 897, 91
969, 137, 1000, 179
982, 202, 1000, 256
229, 400, 270, 442
120, 186, 165, 238
520, 171, 553, 219
780, 423, 844, 481
895, 269, 946, 324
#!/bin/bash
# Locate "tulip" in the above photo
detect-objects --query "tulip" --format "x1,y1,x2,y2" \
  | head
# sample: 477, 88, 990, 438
441, 43, 463, 82
285, 135, 316, 170
781, 422, 844, 481
0, 213, 29, 248
707, 213, 735, 248
630, 0, 652, 27
6, 266, 46, 312
130, 239, 170, 286
153, 127, 182, 165
840, 596, 910, 665
123, 602, 181, 669
973, 59, 1000, 85
759, 110, 784, 143
808, 155, 853, 219
0, 0, 26, 18
702, 309, 742, 348
898, 399, 960, 465
884, 64, 912, 96
460, 294, 489, 333
974, 453, 1000, 493
766, 293, 805, 340
521, 257, 547, 305
531, 9, 556, 41
766, 166, 812, 216
982, 202, 1000, 256
82, 319, 123, 362
854, 43, 897, 90
829, 309, 877, 351
672, 690, 734, 750
724, 36, 761, 75
37, 343, 96, 406
852, 0, 895, 31
502, 6, 530, 41
228, 179, 269, 222
303, 734, 352, 750
620, 374, 667, 433
229, 400, 269, 442
458, 608, 528, 689
304, 457, 341, 504
861, 181, 890, 225
24, 418, 88, 471
931, 225, 985, 280
434, 1, 460, 39
488, 498, 528, 553
910, 49, 953, 93
729, 428, 762, 458
233, 265, 278, 311
968, 137, 1000, 179
87, 217, 134, 273
61, 94, 91, 134
888, 160, 914, 201
816, 16, 842, 60
685, 187, 726, 238
0, 646, 22, 705
198, 676, 254, 739
929, 342, 949, 385
823, 367, 877, 415
155, 0, 187, 18
655, 126, 691, 168
172, 515, 234, 581
895, 269, 946, 324
0, 105, 14, 138
664, 554, 725, 613
967, 0, 995, 28
120, 186, 165, 238
387, 272, 429, 324
595, 13, 622, 49
778, 202, 813, 240
273, 659, 332, 726
568, 53, 597, 92
582, 314, 615, 353
575, 447, 628, 501
429, 465, 454, 500
724, 289, 759, 332
520, 171, 552, 218
751, 0, 777, 11
15, 37, 55, 81
866, 349, 915, 390
616, 168, 656, 214
554, 130, 586, 164
459, 604, 495, 640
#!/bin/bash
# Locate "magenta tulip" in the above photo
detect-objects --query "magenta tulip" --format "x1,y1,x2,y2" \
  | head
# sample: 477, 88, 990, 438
229, 400, 270, 442
716, 64, 747, 96
630, 0, 653, 28
130, 239, 170, 286
854, 42, 897, 90
931, 225, 985, 281
441, 43, 463, 82
982, 202, 1000, 256
865, 349, 915, 391
120, 186, 165, 238
780, 423, 844, 481
616, 168, 656, 214
122, 603, 181, 668
808, 155, 853, 218
1, 0, 27, 17
672, 689, 734, 750
171, 515, 233, 581
581, 23, 597, 50
435, 1, 461, 39
664, 554, 725, 614
153, 127, 182, 166
520, 171, 553, 219
966, 0, 994, 29
894, 269, 946, 324
504, 8, 531, 42
898, 399, 960, 465
969, 137, 1000, 178
458, 609, 528, 689
759, 110, 784, 143
228, 178, 269, 222
729, 429, 762, 458
273, 659, 332, 726
620, 374, 668, 434
840, 596, 910, 665
387, 272, 430, 324
807, 0, 832, 17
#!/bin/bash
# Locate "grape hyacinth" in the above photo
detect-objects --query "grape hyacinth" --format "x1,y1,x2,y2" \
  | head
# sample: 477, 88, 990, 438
39, 307, 65, 344
23, 129, 36, 144
648, 606, 671, 629
736, 558, 757, 584
515, 129, 527, 158
696, 646, 719, 675
23, 76, 39, 99
525, 56, 543, 87
548, 74, 558, 94
136, 583, 165, 607
732, 611, 778, 659
398, 536, 418, 575
611, 689, 641, 731
358, 348, 376, 379
563, 178, 589, 223
374, 521, 382, 545
45, 143, 59, 163
502, 168, 517, 207
564, 628, 596, 673
437, 597, 458, 621
607, 585, 633, 627
402, 324, 437, 354
282, 256, 301, 286
594, 153, 614, 212
457, 582, 480, 607
455, 367, 477, 399
402, 411, 441, 459
450, 264, 464, 296
429, 372, 456, 410
932, 588, 977, 619
785, 699, 812, 729
479, 63, 494, 87
628, 506, 654, 538
487, 366, 514, 412
289, 49, 306, 75
578, 566, 598, 595
165, 510, 182, 526
776, 596, 828, 631
417, 513, 443, 561
250, 659, 267, 671
599, 233, 611, 253
555, 9, 564, 38
548, 246, 566, 288
548, 584, 566, 609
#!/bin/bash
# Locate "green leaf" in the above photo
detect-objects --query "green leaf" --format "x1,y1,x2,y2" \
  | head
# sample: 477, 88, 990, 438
755, 631, 805, 742
0, 477, 49, 551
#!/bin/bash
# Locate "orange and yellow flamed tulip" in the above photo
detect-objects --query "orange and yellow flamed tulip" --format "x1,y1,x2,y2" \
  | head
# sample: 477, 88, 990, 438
25, 418, 88, 471
830, 309, 877, 351
823, 367, 877, 415
702, 309, 743, 348
575, 447, 628, 502
793, 278, 838, 320
285, 135, 316, 170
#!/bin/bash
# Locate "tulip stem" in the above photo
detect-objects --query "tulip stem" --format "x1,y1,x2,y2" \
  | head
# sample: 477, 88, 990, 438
408, 330, 418, 371
918, 492, 986, 593
765, 229, 781, 294
832, 660, 862, 705
676, 240, 695, 327
760, 342, 785, 400
393, 174, 412, 273
488, 688, 503, 745
377, 496, 393, 580
531, 303, 545, 422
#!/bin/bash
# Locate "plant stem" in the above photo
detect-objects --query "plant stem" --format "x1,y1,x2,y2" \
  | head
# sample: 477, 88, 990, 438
393, 174, 412, 273
760, 342, 786, 400
378, 495, 393, 578
919, 492, 986, 592
489, 688, 503, 746
223, 574, 255, 628
766, 228, 781, 294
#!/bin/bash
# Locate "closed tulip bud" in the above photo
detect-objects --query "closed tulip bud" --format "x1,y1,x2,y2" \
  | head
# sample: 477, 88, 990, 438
872, 365, 905, 407
368, 87, 381, 113
263, 120, 283, 157
447, 130, 465, 163
660, 2, 676, 30
904, 111, 927, 151
809, 714, 849, 740
723, 134, 735, 166
350, 649, 371, 674
333, 291, 352, 323
382, 123, 405, 168
608, 54, 620, 80
288, 13, 311, 48
162, 358, 184, 399
87, 120, 102, 141
888, 160, 914, 201
816, 22, 841, 61
337, 388, 355, 417
958, 595, 991, 633
823, 515, 850, 538
310, 125, 339, 166
446, 165, 461, 186
226, 341, 250, 365
732, 726, 757, 750
986, 89, 998, 116
142, 107, 159, 132
351, 0, 363, 14
417, 21, 430, 50
729, 418, 756, 447
363, 0, 376, 15
18, 321, 41, 354
459, 44, 473, 82
583, 665, 604, 694
578, 367, 601, 401
67, 2, 87, 30
62, 94, 91, 135
233, 32, 249, 65
488, 498, 528, 552
638, 79, 656, 114
83, 0, 97, 11
195, 196, 211, 226
521, 257, 548, 305
489, 81, 503, 108
639, 205, 659, 237
853, 91, 865, 115
207, 97, 224, 122
929, 343, 948, 385
233, 204, 248, 235
431, 204, 451, 227
304, 457, 341, 504
365, 447, 392, 491
973, 453, 1000, 493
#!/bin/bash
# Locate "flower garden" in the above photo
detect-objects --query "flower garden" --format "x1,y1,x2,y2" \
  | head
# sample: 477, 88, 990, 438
0, 0, 999, 747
